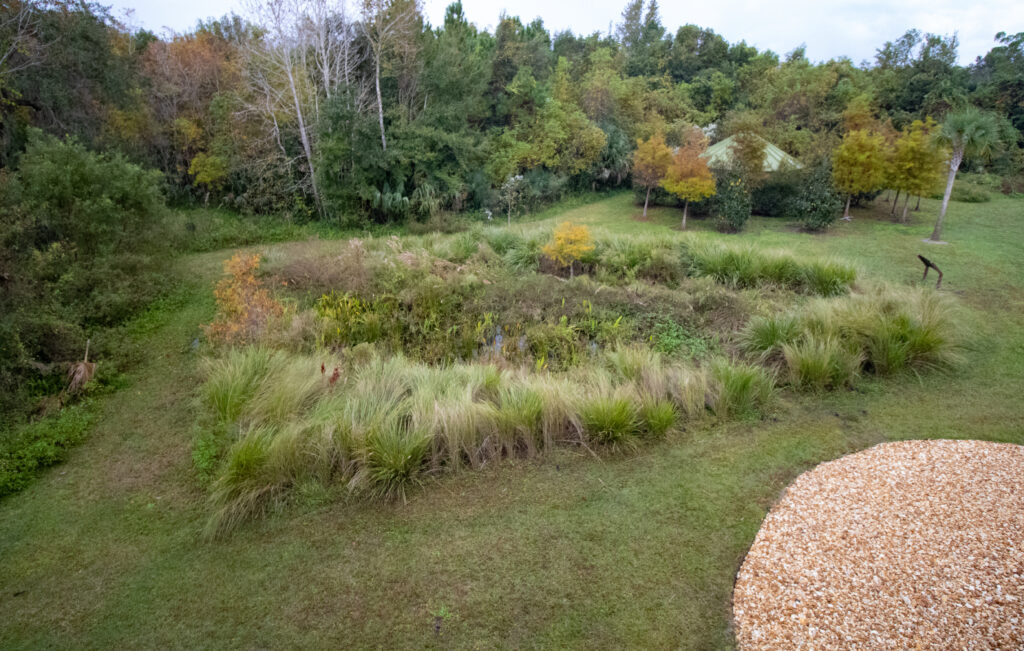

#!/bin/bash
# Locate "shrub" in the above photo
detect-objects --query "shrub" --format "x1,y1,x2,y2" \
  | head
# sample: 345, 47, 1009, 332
14, 129, 165, 255
713, 169, 752, 232
204, 254, 285, 345
792, 162, 843, 231
751, 168, 802, 217
0, 403, 94, 497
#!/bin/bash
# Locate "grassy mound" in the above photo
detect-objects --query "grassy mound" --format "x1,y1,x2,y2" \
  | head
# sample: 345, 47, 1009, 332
193, 226, 957, 535
199, 347, 766, 536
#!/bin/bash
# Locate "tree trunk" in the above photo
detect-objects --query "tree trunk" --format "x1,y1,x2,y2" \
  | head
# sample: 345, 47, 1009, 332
507, 202, 511, 226
285, 59, 323, 217
842, 195, 851, 220
682, 199, 688, 230
930, 154, 962, 242
643, 186, 651, 218
901, 193, 910, 223
890, 189, 900, 216
915, 195, 921, 211
374, 52, 386, 151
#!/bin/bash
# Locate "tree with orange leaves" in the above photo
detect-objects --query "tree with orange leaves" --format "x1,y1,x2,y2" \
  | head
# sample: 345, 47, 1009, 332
660, 126, 716, 229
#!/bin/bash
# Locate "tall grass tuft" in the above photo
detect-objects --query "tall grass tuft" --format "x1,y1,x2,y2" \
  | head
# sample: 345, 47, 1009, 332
492, 383, 544, 458
666, 365, 710, 419
710, 359, 776, 418
604, 346, 668, 399
746, 285, 965, 387
205, 424, 308, 539
684, 240, 855, 296
803, 260, 858, 297
202, 347, 278, 423
782, 335, 862, 391
739, 314, 801, 361
579, 390, 640, 450
247, 356, 324, 426
354, 424, 432, 503
639, 398, 677, 438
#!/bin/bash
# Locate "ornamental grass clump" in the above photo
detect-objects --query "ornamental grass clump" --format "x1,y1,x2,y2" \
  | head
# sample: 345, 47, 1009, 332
710, 359, 776, 418
739, 285, 965, 390
579, 391, 641, 451
782, 335, 863, 391
683, 240, 855, 296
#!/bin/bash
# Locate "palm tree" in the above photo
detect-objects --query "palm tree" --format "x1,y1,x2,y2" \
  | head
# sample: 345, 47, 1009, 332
928, 108, 1000, 242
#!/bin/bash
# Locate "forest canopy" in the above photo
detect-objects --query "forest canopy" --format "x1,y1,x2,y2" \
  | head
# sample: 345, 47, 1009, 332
1, 0, 1020, 224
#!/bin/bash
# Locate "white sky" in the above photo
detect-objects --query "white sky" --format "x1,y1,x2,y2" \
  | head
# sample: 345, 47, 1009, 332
108, 0, 1022, 65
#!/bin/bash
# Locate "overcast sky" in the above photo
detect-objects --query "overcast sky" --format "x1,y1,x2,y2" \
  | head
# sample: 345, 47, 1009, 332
107, 0, 1021, 66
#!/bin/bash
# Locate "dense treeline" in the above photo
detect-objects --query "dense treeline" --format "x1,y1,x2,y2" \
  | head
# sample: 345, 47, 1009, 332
1, 1, 1021, 222
0, 0, 1022, 427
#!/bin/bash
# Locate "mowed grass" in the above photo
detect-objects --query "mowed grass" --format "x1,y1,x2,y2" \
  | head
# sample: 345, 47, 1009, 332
2, 193, 1023, 649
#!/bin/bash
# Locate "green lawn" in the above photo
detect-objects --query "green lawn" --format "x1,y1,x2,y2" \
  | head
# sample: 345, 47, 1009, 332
2, 193, 1022, 649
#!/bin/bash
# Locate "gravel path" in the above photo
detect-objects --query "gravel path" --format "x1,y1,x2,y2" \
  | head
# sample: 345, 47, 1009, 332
733, 439, 1024, 649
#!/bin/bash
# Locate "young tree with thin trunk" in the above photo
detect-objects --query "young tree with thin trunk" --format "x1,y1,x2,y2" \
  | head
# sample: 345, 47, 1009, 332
889, 118, 945, 223
660, 126, 715, 229
832, 129, 887, 220
543, 221, 594, 279
632, 133, 672, 218
928, 107, 1000, 242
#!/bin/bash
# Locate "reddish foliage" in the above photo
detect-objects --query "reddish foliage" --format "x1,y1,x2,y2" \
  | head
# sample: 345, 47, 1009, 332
203, 253, 284, 345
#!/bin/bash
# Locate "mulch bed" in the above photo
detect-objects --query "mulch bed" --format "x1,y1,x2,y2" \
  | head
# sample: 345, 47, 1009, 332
733, 439, 1024, 649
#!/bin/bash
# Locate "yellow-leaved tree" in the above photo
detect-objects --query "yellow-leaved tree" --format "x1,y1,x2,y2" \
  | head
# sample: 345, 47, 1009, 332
890, 117, 946, 223
632, 133, 673, 218
832, 129, 888, 220
542, 221, 594, 279
660, 126, 716, 229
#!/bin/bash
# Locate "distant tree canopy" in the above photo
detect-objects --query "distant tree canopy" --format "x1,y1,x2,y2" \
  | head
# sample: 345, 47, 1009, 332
0, 0, 1020, 224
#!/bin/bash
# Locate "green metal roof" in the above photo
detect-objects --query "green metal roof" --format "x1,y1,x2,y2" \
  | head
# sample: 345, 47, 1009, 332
700, 133, 803, 171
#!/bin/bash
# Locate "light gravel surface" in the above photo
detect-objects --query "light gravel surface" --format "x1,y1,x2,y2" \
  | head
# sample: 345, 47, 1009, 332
733, 439, 1024, 649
